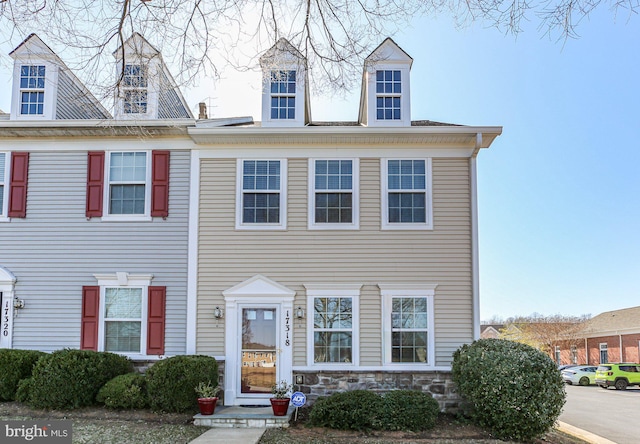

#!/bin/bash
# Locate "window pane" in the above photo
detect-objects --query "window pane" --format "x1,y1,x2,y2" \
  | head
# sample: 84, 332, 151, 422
314, 332, 352, 363
105, 321, 141, 352
243, 192, 279, 223
110, 152, 146, 182
243, 161, 280, 191
105, 288, 142, 318
110, 184, 145, 214
313, 297, 352, 329
315, 192, 352, 223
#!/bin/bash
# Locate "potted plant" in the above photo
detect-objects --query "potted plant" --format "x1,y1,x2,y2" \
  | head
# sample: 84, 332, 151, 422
195, 381, 221, 415
270, 380, 292, 416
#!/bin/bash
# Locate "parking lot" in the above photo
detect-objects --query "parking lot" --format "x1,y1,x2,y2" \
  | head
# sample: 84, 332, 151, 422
560, 383, 640, 444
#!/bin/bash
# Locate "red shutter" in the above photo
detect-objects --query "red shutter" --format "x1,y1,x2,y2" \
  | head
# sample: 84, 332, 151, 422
86, 151, 105, 218
81, 286, 100, 351
147, 286, 166, 355
8, 152, 29, 218
151, 150, 170, 217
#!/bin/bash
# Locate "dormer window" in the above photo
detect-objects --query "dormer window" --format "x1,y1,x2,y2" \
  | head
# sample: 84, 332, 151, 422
123, 65, 148, 114
270, 70, 296, 119
19, 65, 46, 115
358, 38, 412, 127
376, 70, 401, 120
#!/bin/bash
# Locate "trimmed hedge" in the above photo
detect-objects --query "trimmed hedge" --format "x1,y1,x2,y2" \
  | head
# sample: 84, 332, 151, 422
0, 349, 46, 401
146, 355, 218, 413
97, 373, 148, 409
309, 390, 384, 431
309, 389, 440, 432
382, 390, 440, 431
452, 338, 566, 441
25, 349, 132, 409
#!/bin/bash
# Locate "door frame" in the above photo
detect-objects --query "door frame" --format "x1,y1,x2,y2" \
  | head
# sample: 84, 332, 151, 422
0, 266, 17, 349
222, 275, 295, 406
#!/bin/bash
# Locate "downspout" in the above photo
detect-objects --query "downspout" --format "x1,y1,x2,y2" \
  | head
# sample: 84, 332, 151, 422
471, 133, 482, 339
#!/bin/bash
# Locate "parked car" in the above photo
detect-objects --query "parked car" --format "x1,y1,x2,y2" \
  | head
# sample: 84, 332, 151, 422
595, 363, 640, 390
561, 365, 598, 386
558, 364, 578, 371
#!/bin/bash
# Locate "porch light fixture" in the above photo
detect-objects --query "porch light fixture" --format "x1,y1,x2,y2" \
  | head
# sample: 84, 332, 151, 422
295, 306, 305, 319
13, 297, 24, 309
213, 306, 223, 319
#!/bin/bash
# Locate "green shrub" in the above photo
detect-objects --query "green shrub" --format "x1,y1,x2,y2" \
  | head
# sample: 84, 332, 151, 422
97, 373, 148, 409
0, 349, 46, 401
309, 390, 384, 431
15, 377, 34, 403
382, 390, 440, 431
26, 349, 132, 410
452, 338, 566, 441
146, 355, 218, 413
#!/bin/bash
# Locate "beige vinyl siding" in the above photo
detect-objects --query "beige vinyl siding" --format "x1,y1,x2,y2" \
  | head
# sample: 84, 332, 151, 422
1, 149, 190, 354
197, 157, 473, 367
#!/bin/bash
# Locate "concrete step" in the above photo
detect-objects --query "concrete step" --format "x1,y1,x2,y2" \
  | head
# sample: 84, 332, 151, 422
193, 405, 293, 428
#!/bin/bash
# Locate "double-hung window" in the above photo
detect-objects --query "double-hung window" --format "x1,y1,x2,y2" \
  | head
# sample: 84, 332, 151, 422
0, 153, 6, 217
237, 159, 287, 229
380, 284, 436, 367
382, 159, 432, 229
106, 152, 150, 218
123, 64, 148, 114
104, 287, 143, 353
376, 70, 401, 120
305, 284, 361, 367
270, 70, 296, 119
309, 159, 359, 229
20, 65, 46, 116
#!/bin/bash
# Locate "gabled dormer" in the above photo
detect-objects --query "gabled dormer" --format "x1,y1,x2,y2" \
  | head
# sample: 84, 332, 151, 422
113, 33, 193, 120
259, 38, 310, 127
9, 34, 110, 120
358, 38, 412, 127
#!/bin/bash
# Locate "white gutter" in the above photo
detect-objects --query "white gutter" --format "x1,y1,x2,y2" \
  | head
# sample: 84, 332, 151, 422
471, 132, 482, 339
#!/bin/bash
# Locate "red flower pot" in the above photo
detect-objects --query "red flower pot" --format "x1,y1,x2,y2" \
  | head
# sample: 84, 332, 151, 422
270, 398, 290, 416
198, 397, 218, 415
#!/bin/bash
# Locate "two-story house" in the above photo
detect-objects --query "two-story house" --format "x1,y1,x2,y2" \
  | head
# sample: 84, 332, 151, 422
0, 34, 501, 409
0, 33, 194, 364
187, 38, 502, 407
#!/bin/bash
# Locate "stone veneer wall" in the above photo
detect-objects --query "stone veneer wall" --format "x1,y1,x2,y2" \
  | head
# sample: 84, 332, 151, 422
293, 371, 461, 413
133, 361, 459, 412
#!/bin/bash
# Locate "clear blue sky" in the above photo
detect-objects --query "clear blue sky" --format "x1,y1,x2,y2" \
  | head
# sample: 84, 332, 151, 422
0, 8, 637, 321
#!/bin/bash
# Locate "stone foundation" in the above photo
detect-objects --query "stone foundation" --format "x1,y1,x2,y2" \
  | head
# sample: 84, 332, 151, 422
292, 370, 461, 413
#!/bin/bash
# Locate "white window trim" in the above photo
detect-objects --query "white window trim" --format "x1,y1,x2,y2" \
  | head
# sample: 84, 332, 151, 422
304, 283, 362, 369
308, 158, 359, 230
11, 62, 57, 120
380, 158, 433, 230
0, 152, 9, 222
101, 151, 152, 221
114, 57, 160, 120
94, 272, 153, 358
366, 63, 411, 127
261, 67, 306, 127
235, 159, 287, 230
379, 283, 437, 369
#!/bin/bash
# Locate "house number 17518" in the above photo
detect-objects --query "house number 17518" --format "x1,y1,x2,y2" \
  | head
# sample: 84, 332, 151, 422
285, 310, 290, 346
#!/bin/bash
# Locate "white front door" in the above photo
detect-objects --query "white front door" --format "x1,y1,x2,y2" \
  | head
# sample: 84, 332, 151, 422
239, 306, 279, 398
222, 275, 295, 406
